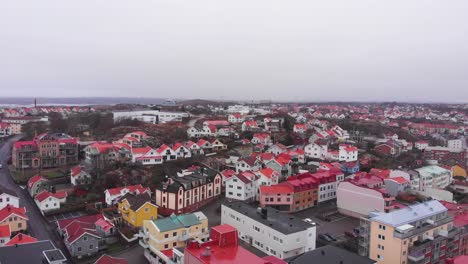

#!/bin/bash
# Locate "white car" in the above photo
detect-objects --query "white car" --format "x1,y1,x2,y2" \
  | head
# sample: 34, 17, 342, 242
0, 164, 2, 169
304, 218, 315, 225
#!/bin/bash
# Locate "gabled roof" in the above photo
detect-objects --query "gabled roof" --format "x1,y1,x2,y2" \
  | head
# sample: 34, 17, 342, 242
131, 146, 153, 155
64, 220, 100, 244
0, 206, 28, 222
5, 233, 38, 246
118, 192, 153, 212
27, 175, 48, 189
153, 212, 205, 232
257, 168, 278, 179
34, 191, 67, 203
94, 255, 128, 264
70, 166, 82, 177
106, 184, 149, 196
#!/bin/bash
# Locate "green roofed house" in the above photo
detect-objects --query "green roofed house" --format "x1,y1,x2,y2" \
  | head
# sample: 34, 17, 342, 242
139, 212, 209, 263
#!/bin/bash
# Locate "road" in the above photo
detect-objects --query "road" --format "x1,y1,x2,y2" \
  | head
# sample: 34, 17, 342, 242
0, 136, 74, 263
187, 114, 206, 127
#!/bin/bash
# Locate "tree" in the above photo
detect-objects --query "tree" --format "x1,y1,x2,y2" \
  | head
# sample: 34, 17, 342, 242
21, 121, 48, 139
48, 112, 69, 133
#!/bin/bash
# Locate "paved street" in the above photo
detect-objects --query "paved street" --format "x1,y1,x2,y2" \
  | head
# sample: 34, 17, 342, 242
0, 136, 74, 263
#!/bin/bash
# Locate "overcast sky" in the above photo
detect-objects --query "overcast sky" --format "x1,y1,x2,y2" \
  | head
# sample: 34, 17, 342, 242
1, 1, 468, 102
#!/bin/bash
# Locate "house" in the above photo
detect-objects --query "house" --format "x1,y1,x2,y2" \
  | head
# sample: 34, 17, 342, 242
263, 117, 282, 132
0, 122, 12, 137
156, 144, 177, 162
84, 142, 130, 168
27, 175, 49, 197
267, 143, 288, 155
210, 139, 227, 151
117, 192, 158, 228
0, 186, 19, 209
104, 184, 151, 206
288, 245, 375, 264
140, 212, 209, 264
187, 127, 204, 138
34, 191, 67, 214
337, 181, 395, 218
172, 143, 192, 159
338, 144, 358, 162
293, 123, 308, 134
222, 202, 316, 259
236, 157, 262, 172
228, 113, 245, 123
255, 167, 280, 187
341, 161, 360, 174
182, 224, 286, 264
131, 146, 163, 165
58, 214, 116, 259
196, 139, 212, 151
415, 140, 429, 150
241, 120, 259, 132
94, 255, 128, 264
0, 240, 67, 264
304, 143, 328, 160
4, 233, 38, 246
0, 205, 28, 233
225, 171, 258, 201
452, 164, 467, 178
70, 165, 92, 186
251, 133, 271, 145
264, 156, 292, 180
154, 167, 222, 216
383, 177, 410, 197
184, 141, 204, 156
374, 141, 402, 156
0, 224, 10, 246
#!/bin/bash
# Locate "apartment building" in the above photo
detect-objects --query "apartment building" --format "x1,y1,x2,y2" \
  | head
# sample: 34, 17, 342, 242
358, 200, 463, 264
12, 133, 78, 169
414, 165, 452, 191
221, 202, 316, 259
139, 212, 209, 263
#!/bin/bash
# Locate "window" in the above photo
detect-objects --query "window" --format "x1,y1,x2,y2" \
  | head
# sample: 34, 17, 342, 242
164, 244, 169, 249
78, 247, 82, 252
173, 232, 177, 237
165, 234, 169, 238
83, 236, 88, 241
18, 223, 22, 228
89, 245, 94, 249
173, 242, 177, 247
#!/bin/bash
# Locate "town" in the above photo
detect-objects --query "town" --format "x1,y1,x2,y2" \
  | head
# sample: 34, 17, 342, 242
0, 100, 466, 264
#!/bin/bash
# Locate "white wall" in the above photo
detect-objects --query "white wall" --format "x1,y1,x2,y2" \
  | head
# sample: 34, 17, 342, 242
337, 182, 385, 218
0, 193, 19, 210
221, 205, 316, 259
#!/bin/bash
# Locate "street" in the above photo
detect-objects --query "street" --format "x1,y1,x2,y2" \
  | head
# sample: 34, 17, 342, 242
0, 136, 74, 263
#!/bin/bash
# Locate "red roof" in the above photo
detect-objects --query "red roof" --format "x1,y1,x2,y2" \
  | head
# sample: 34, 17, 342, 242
260, 184, 293, 194
13, 141, 37, 149
71, 166, 82, 177
454, 212, 468, 228
88, 142, 116, 154
0, 206, 28, 222
4, 233, 37, 246
387, 177, 408, 184
35, 191, 67, 202
27, 175, 47, 189
257, 168, 277, 179
221, 169, 236, 179
95, 218, 114, 232
0, 224, 10, 238
244, 120, 258, 127
106, 184, 148, 196
131, 146, 153, 155
94, 255, 128, 264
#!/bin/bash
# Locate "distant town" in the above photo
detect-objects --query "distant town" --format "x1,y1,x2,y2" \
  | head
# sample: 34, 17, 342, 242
0, 99, 467, 264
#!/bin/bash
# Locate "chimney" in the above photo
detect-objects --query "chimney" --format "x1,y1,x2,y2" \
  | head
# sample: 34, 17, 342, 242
19, 233, 23, 241
7, 204, 11, 211
201, 246, 211, 258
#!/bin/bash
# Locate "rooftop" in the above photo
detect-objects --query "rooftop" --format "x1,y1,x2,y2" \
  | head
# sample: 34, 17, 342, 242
0, 240, 64, 264
287, 245, 375, 264
371, 200, 447, 227
223, 202, 314, 235
153, 212, 206, 232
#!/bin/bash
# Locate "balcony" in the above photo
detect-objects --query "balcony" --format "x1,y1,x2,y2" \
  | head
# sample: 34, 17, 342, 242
394, 216, 453, 239
139, 238, 150, 249
178, 234, 190, 242
408, 251, 424, 262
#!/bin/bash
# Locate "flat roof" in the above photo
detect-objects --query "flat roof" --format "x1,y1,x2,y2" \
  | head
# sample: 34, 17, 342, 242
0, 240, 64, 264
223, 202, 314, 235
287, 245, 375, 264
371, 200, 447, 227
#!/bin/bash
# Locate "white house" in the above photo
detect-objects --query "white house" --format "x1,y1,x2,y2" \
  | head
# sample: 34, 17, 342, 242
266, 144, 288, 155
304, 143, 328, 160
338, 144, 358, 162
448, 139, 463, 150
0, 188, 19, 210
184, 141, 204, 155
131, 146, 163, 165
225, 172, 257, 201
70, 166, 92, 186
293, 124, 307, 134
254, 168, 280, 200
104, 184, 150, 206
172, 143, 192, 159
187, 127, 204, 138
251, 133, 271, 145
242, 120, 259, 131
221, 202, 316, 260
415, 140, 429, 150
228, 113, 245, 123
414, 165, 452, 191
313, 171, 345, 203
236, 157, 262, 173
156, 144, 177, 161
34, 191, 67, 213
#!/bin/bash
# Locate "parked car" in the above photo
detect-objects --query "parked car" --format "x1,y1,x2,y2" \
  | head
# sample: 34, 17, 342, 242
319, 234, 333, 242
303, 218, 316, 225
0, 164, 2, 169
325, 233, 337, 241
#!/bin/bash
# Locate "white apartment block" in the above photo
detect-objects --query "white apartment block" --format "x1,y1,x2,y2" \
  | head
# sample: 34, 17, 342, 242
221, 202, 316, 260
414, 165, 452, 191
225, 173, 256, 201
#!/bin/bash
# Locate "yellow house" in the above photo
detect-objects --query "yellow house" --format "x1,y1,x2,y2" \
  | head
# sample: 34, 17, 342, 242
117, 193, 158, 228
0, 205, 28, 233
139, 212, 209, 261
452, 164, 467, 178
